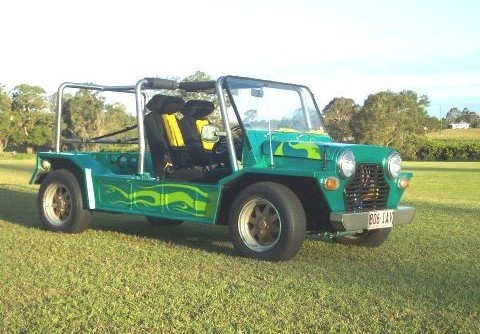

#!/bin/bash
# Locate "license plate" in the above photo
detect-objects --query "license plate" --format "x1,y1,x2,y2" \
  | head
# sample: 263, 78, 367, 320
367, 210, 394, 230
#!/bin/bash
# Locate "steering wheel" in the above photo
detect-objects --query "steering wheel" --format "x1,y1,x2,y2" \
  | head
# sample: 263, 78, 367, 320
213, 125, 243, 157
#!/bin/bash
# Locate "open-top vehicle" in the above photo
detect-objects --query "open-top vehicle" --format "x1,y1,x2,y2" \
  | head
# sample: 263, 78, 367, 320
31, 76, 415, 261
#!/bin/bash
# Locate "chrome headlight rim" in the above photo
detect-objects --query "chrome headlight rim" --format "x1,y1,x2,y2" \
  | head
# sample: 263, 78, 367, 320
338, 149, 356, 178
387, 152, 402, 178
40, 159, 51, 170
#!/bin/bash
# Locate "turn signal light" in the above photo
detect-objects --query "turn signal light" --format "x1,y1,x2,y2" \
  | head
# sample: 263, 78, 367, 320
324, 177, 339, 191
397, 178, 410, 189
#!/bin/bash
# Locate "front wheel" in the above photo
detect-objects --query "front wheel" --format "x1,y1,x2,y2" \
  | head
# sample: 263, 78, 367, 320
335, 228, 391, 247
37, 169, 91, 233
229, 182, 306, 261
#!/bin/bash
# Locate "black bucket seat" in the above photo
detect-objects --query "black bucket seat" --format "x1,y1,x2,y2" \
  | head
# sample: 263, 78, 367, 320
144, 94, 185, 177
179, 100, 216, 168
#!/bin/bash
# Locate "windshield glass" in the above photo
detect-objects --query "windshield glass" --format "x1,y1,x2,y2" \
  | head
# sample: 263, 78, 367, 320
225, 77, 323, 132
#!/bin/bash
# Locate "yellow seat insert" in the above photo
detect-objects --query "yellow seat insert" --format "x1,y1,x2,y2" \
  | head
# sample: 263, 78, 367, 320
195, 119, 214, 150
162, 114, 185, 148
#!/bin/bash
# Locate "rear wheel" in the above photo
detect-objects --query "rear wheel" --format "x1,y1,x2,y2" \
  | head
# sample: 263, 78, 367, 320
146, 216, 183, 227
335, 228, 391, 247
37, 169, 91, 233
229, 182, 306, 261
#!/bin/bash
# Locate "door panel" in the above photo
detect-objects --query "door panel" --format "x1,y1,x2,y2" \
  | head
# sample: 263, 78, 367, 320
94, 174, 221, 224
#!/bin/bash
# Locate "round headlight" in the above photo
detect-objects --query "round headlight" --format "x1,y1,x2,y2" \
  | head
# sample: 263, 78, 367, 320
40, 159, 51, 170
387, 152, 402, 178
338, 150, 356, 178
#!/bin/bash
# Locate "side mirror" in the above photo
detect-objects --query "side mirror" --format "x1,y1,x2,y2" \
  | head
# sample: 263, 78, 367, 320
201, 124, 221, 143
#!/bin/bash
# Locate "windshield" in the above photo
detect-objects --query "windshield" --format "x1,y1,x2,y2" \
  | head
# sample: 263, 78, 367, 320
224, 77, 324, 133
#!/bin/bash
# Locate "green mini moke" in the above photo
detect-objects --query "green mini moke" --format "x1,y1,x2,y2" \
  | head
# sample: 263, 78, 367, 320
31, 76, 415, 261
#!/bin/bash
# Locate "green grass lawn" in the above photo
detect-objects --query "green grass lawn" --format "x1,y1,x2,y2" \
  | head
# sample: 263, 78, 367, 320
1, 160, 479, 333
427, 128, 480, 141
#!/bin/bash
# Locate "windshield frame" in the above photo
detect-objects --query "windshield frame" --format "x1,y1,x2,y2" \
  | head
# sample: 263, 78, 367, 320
223, 76, 324, 134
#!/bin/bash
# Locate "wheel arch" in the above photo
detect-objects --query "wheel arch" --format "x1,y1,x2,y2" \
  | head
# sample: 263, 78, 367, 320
216, 173, 331, 231
35, 158, 90, 210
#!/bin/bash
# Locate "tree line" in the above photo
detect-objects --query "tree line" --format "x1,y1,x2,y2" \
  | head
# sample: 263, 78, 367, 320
444, 107, 479, 126
1, 71, 478, 158
0, 84, 135, 152
322, 93, 478, 158
0, 71, 216, 153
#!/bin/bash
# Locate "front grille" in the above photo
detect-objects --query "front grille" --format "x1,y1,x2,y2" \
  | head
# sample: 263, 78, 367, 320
344, 164, 389, 212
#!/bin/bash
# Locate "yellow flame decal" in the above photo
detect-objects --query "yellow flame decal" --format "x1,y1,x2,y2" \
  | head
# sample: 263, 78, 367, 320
103, 183, 211, 218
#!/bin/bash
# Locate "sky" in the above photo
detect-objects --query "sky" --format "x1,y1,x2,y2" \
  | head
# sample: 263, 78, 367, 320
1, 0, 479, 117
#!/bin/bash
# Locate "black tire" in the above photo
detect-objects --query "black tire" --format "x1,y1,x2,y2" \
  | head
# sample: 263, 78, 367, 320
37, 169, 91, 233
229, 182, 306, 261
335, 228, 391, 247
146, 216, 183, 227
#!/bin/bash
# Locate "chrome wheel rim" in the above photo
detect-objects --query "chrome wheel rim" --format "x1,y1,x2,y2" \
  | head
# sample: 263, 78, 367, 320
43, 182, 72, 226
238, 198, 281, 252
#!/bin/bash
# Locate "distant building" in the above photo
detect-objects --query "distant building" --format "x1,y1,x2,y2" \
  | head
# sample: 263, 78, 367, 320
447, 122, 470, 129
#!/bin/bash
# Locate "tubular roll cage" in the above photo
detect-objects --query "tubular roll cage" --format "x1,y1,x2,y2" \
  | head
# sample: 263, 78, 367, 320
54, 77, 239, 176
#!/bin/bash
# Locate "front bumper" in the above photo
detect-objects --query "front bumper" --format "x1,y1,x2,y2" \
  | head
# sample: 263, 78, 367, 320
330, 206, 416, 231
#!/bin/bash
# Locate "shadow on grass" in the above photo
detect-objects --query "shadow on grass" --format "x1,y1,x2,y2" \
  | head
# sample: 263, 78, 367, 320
0, 186, 39, 228
91, 215, 233, 256
0, 187, 233, 257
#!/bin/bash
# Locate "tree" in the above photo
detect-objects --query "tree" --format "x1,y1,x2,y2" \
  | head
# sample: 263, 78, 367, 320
179, 71, 216, 105
424, 115, 443, 132
62, 90, 134, 150
10, 111, 54, 151
351, 90, 430, 157
0, 85, 11, 113
27, 112, 55, 148
0, 85, 13, 151
157, 70, 214, 102
0, 111, 14, 152
182, 71, 222, 126
62, 89, 106, 151
63, 89, 106, 139
10, 84, 48, 112
48, 91, 74, 113
445, 107, 461, 122
104, 102, 136, 140
445, 107, 479, 126
322, 97, 359, 142
244, 109, 258, 123
457, 108, 478, 126
155, 70, 222, 126
7, 84, 52, 152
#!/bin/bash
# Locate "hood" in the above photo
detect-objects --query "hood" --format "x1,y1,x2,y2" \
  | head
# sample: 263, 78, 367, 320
261, 140, 394, 164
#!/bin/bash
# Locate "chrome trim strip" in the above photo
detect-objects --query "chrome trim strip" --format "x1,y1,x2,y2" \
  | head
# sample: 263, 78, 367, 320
85, 168, 95, 209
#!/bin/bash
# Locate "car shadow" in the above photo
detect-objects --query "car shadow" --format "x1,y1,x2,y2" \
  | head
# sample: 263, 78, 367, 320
0, 185, 40, 228
91, 214, 233, 256
0, 186, 234, 257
